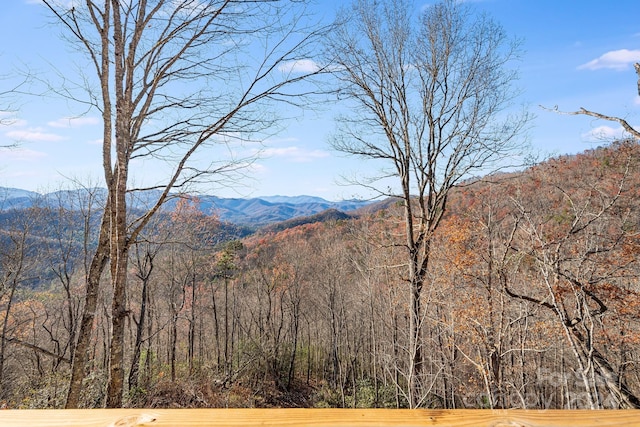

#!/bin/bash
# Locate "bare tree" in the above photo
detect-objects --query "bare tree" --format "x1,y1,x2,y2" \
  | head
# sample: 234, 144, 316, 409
40, 0, 330, 407
506, 147, 640, 408
127, 227, 161, 394
553, 62, 640, 141
324, 0, 528, 407
0, 204, 45, 401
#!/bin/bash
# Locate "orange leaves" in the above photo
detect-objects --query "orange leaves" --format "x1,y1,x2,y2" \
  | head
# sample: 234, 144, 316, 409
595, 283, 640, 318
621, 235, 640, 258
435, 214, 477, 273
3, 297, 47, 341
171, 196, 202, 222
169, 196, 221, 242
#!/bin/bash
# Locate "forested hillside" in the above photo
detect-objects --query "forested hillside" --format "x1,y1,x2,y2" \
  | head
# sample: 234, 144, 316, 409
1, 141, 638, 409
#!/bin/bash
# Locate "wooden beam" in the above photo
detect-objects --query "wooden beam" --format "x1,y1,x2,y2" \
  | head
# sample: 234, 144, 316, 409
0, 409, 638, 427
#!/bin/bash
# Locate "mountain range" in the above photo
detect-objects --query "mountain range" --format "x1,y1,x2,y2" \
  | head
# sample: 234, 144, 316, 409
0, 187, 372, 227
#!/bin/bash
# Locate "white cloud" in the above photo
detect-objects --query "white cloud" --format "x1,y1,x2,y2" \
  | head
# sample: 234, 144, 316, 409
246, 162, 268, 174
48, 116, 99, 128
278, 59, 321, 74
261, 146, 330, 162
0, 112, 25, 127
580, 125, 638, 142
578, 49, 640, 71
6, 129, 66, 142
5, 118, 28, 128
0, 147, 47, 161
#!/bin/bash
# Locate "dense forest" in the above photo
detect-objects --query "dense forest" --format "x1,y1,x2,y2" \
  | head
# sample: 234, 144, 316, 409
1, 140, 639, 409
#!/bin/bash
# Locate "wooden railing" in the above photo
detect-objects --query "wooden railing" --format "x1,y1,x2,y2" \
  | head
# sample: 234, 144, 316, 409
0, 408, 638, 426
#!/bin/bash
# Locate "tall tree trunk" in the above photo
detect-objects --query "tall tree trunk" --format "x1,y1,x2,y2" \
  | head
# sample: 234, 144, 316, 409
105, 130, 131, 407
105, 0, 132, 404
66, 0, 114, 408
224, 276, 231, 378
188, 270, 196, 376
406, 197, 428, 409
287, 300, 300, 390
212, 286, 221, 372
106, 228, 129, 407
65, 210, 110, 409
408, 272, 422, 409
170, 310, 178, 383
129, 264, 151, 392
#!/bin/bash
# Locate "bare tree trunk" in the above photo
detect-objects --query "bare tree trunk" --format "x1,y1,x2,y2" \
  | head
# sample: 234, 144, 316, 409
287, 298, 300, 390
406, 196, 430, 408
408, 275, 422, 408
66, 210, 110, 408
129, 249, 153, 392
188, 269, 196, 376
128, 277, 148, 392
170, 309, 178, 383
106, 242, 129, 407
211, 285, 221, 372
105, 140, 131, 407
224, 276, 230, 378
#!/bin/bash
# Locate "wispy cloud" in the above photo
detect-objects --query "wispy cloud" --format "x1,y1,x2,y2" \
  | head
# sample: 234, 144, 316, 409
0, 112, 25, 127
0, 147, 47, 161
578, 49, 640, 71
4, 118, 28, 128
48, 116, 99, 128
246, 162, 268, 174
6, 129, 66, 142
261, 146, 330, 162
581, 125, 638, 142
278, 59, 321, 74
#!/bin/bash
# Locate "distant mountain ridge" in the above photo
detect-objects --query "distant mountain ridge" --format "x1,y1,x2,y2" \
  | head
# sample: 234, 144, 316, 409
0, 187, 371, 226
256, 195, 332, 205
261, 208, 353, 234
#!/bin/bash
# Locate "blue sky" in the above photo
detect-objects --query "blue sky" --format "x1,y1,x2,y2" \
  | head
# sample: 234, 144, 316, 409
1, 0, 639, 201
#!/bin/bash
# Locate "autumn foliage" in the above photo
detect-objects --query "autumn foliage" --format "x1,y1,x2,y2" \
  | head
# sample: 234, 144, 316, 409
0, 141, 639, 408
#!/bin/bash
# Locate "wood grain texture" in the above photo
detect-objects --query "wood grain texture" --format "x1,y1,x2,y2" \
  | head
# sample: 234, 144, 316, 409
0, 409, 638, 427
